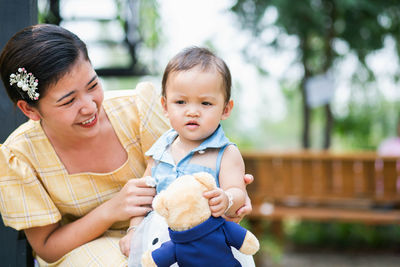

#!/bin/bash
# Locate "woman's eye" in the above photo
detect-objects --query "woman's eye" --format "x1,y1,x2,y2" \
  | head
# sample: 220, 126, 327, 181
62, 98, 75, 106
89, 82, 98, 90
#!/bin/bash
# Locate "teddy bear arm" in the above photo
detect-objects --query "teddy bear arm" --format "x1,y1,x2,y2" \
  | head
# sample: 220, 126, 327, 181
239, 231, 260, 255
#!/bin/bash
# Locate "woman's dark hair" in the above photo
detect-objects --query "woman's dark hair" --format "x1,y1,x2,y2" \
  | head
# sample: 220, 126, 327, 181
161, 46, 232, 103
0, 24, 89, 107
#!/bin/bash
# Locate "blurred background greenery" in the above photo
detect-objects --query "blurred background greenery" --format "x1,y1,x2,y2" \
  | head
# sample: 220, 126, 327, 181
37, 0, 400, 264
38, 0, 400, 152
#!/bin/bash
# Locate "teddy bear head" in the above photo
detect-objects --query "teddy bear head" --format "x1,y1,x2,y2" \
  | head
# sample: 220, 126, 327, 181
152, 172, 216, 231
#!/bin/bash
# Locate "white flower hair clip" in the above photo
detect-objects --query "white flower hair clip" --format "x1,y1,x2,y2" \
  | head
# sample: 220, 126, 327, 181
9, 67, 39, 100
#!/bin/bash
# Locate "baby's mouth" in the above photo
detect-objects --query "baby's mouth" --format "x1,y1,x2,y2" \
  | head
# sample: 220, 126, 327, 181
186, 121, 199, 126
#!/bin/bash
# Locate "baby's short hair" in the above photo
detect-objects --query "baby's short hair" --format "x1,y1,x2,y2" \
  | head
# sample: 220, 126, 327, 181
161, 47, 231, 103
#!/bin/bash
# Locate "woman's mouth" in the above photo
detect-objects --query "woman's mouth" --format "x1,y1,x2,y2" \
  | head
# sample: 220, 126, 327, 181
80, 114, 97, 128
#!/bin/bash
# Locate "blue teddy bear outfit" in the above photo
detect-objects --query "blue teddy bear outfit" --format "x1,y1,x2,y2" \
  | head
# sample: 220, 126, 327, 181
151, 217, 247, 267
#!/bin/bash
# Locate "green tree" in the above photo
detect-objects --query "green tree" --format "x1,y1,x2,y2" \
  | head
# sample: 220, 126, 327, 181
230, 0, 400, 149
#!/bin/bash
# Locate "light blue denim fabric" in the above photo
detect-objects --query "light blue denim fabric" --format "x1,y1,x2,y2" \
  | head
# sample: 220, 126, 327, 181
145, 125, 233, 192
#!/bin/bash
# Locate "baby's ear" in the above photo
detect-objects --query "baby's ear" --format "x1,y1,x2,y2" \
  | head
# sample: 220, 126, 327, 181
153, 192, 168, 218
221, 99, 234, 120
193, 172, 216, 191
160, 96, 169, 118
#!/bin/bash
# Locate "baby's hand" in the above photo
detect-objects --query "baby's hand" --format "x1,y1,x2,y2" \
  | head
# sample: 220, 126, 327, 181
119, 227, 136, 257
203, 188, 229, 217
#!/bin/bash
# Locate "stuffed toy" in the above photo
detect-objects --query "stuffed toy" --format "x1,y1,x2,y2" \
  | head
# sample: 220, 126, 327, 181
141, 172, 260, 267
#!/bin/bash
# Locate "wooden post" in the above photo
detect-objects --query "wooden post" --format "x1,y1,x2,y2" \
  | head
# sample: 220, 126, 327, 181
0, 1, 37, 266
0, 0, 37, 143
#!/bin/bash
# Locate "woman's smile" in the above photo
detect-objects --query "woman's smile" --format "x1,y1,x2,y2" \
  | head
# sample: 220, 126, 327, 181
79, 114, 98, 128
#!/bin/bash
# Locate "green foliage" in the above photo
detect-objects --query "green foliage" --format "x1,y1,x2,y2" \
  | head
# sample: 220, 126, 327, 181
241, 219, 284, 264
286, 221, 400, 250
230, 0, 400, 149
231, 0, 400, 69
333, 98, 399, 150
114, 0, 162, 50
137, 0, 162, 50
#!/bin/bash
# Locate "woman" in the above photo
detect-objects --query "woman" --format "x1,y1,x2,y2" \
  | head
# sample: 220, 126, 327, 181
0, 24, 252, 266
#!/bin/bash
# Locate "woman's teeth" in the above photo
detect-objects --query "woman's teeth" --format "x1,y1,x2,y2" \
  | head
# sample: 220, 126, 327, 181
82, 116, 95, 125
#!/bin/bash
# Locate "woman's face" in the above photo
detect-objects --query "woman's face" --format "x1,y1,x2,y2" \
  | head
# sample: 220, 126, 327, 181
34, 57, 105, 143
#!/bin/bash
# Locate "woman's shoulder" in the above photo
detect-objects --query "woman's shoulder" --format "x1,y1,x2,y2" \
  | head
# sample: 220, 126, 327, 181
103, 82, 160, 116
3, 120, 43, 151
1, 120, 46, 169
103, 82, 169, 151
104, 81, 168, 127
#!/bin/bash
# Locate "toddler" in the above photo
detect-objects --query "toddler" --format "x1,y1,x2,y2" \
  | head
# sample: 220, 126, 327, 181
121, 47, 250, 265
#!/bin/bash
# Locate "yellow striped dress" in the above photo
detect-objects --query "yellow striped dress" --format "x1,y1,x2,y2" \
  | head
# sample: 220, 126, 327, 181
0, 82, 169, 266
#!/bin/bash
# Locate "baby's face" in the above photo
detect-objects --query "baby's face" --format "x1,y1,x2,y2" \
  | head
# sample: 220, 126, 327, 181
162, 67, 233, 147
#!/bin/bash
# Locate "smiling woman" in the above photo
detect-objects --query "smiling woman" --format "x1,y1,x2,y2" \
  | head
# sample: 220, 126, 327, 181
0, 24, 169, 265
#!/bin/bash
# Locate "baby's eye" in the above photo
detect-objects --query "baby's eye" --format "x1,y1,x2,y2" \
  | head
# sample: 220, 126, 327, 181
175, 100, 185, 104
202, 101, 212, 106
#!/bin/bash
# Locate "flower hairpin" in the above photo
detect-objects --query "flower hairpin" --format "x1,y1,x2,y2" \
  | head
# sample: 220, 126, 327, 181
9, 67, 39, 100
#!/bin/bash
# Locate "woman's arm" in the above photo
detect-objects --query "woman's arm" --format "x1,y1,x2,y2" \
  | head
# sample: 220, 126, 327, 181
24, 177, 155, 263
224, 174, 253, 223
119, 159, 155, 256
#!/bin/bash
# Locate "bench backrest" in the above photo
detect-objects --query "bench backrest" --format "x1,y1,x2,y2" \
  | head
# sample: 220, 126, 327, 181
242, 150, 400, 209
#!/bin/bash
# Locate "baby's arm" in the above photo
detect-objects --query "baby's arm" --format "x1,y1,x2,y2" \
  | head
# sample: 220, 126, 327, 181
204, 145, 246, 218
119, 159, 154, 256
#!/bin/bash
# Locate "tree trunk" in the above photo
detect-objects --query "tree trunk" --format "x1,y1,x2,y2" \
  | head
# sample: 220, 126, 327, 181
323, 103, 333, 149
300, 78, 310, 148
321, 0, 336, 149
300, 38, 311, 149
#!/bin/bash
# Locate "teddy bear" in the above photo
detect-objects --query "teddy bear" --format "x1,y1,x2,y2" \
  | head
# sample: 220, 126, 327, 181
141, 172, 260, 267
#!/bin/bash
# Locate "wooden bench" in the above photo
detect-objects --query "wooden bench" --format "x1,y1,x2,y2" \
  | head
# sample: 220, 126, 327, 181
242, 150, 400, 235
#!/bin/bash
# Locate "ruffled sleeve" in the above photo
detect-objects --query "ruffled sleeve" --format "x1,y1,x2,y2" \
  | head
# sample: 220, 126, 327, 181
0, 145, 61, 230
134, 82, 170, 155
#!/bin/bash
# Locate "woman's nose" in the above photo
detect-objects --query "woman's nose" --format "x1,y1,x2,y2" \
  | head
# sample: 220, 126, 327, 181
80, 95, 96, 114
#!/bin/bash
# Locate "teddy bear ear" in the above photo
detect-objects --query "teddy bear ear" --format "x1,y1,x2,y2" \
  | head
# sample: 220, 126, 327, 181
153, 192, 169, 218
193, 172, 216, 191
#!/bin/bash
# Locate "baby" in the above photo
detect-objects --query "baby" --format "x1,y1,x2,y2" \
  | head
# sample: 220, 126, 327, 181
120, 47, 248, 261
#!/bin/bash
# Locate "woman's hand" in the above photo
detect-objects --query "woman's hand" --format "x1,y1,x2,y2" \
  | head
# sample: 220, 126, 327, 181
223, 173, 253, 223
105, 177, 156, 223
